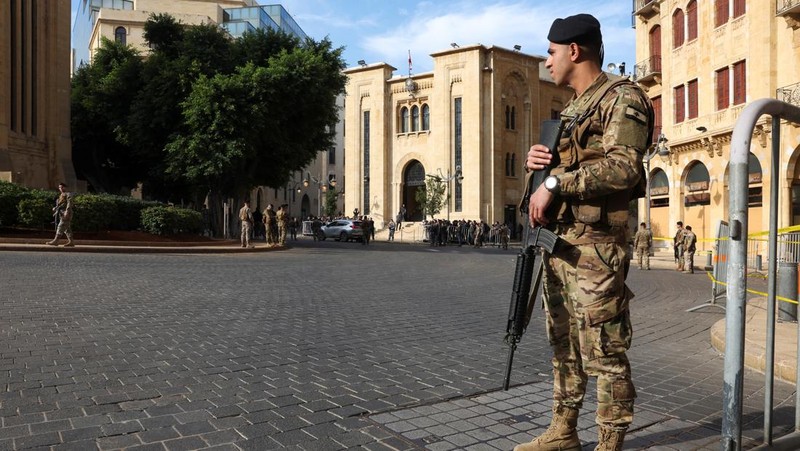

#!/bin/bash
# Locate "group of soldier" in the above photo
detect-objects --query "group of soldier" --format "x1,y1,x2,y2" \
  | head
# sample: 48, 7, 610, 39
631, 220, 697, 273
238, 202, 297, 248
423, 219, 511, 249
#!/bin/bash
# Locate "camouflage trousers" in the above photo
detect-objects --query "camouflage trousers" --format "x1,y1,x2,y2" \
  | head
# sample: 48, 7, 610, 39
635, 246, 650, 269
240, 222, 251, 247
543, 239, 636, 428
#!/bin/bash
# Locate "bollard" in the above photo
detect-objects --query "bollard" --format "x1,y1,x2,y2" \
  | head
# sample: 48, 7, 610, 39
757, 254, 763, 272
778, 262, 798, 322
705, 251, 713, 271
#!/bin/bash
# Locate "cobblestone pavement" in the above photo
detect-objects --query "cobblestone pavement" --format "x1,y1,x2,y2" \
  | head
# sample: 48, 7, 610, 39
0, 239, 795, 450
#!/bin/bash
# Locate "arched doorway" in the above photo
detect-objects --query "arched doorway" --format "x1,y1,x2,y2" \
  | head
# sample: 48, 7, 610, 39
402, 160, 426, 221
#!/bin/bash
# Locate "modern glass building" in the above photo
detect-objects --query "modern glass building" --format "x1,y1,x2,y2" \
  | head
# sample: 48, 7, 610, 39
72, 1, 306, 71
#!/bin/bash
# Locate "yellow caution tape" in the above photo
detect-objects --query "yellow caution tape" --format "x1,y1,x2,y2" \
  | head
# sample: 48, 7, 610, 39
704, 271, 799, 305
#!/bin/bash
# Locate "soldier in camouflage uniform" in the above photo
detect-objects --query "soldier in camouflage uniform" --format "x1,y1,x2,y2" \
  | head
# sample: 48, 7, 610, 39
682, 225, 697, 273
263, 204, 277, 245
633, 222, 652, 270
673, 221, 686, 271
238, 201, 253, 248
46, 183, 75, 247
517, 14, 653, 451
276, 204, 288, 246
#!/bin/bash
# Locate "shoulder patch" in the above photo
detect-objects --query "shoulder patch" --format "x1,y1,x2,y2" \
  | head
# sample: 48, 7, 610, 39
625, 105, 647, 125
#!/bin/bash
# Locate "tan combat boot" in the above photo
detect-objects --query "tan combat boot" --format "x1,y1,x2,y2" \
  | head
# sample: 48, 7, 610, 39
594, 425, 626, 451
46, 238, 59, 246
514, 405, 581, 451
64, 237, 75, 247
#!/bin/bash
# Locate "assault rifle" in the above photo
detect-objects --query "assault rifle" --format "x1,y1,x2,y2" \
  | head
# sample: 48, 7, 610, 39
502, 119, 563, 390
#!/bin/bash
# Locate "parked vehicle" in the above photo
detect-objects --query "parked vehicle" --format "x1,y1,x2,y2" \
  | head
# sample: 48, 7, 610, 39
320, 220, 364, 242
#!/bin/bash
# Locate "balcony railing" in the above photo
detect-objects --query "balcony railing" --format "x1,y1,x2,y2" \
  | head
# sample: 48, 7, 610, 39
777, 82, 800, 107
634, 55, 661, 84
777, 0, 800, 16
633, 0, 660, 18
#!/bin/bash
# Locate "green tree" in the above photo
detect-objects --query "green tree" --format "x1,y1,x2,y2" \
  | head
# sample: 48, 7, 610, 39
415, 175, 447, 219
324, 188, 338, 217
70, 38, 143, 193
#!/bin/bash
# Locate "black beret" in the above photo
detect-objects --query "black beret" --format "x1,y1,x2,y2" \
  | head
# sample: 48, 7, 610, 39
548, 13, 602, 46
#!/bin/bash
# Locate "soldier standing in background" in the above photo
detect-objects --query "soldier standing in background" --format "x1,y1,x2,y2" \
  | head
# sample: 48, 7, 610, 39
263, 204, 277, 245
238, 200, 253, 248
276, 205, 288, 246
46, 183, 75, 247
517, 13, 653, 451
682, 225, 697, 274
673, 221, 686, 271
633, 222, 652, 270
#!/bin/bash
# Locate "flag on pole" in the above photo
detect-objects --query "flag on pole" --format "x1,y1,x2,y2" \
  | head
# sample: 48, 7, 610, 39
408, 50, 412, 74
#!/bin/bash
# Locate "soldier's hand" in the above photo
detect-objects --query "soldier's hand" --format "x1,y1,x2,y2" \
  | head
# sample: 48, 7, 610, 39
528, 185, 554, 227
525, 144, 553, 172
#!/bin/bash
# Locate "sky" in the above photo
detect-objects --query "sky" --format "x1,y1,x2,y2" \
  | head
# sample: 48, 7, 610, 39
71, 0, 637, 76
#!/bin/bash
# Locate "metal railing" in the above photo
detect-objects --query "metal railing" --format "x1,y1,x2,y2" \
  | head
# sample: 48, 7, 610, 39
777, 0, 800, 16
633, 55, 661, 82
777, 82, 800, 108
723, 99, 800, 450
633, 0, 659, 15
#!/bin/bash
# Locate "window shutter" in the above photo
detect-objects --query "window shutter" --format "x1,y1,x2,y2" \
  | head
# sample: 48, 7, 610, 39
674, 85, 685, 123
688, 80, 698, 119
716, 67, 729, 110
687, 1, 698, 41
733, 61, 746, 105
715, 0, 729, 27
673, 10, 685, 48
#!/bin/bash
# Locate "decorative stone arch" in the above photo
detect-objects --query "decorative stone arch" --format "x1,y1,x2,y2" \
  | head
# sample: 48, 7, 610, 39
400, 159, 427, 222
722, 152, 765, 228
786, 143, 800, 225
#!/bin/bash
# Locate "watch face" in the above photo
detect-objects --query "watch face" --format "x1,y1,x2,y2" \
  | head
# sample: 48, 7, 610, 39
545, 176, 557, 190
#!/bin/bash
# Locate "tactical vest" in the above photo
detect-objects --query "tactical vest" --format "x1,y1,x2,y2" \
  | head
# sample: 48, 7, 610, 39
551, 74, 652, 227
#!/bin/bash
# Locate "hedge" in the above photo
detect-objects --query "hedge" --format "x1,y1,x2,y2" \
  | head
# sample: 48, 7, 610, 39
0, 181, 202, 236
140, 206, 203, 235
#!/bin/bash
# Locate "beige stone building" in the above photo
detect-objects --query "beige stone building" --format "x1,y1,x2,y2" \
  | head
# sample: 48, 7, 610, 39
633, 0, 800, 251
1, 0, 76, 190
342, 45, 573, 233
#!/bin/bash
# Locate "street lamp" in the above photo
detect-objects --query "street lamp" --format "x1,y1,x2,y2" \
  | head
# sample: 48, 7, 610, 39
436, 165, 463, 221
304, 173, 336, 217
645, 133, 670, 231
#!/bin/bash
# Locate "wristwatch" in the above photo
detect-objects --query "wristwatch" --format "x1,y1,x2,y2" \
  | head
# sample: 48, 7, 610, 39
544, 175, 560, 194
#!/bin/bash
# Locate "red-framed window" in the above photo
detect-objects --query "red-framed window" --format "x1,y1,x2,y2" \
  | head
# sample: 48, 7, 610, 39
651, 96, 662, 143
687, 1, 698, 41
716, 67, 730, 110
673, 9, 685, 48
674, 85, 686, 123
715, 0, 729, 27
733, 60, 746, 105
687, 79, 698, 119
733, 0, 745, 18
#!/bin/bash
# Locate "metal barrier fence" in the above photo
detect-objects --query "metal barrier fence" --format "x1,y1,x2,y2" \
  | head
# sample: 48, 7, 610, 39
723, 99, 800, 450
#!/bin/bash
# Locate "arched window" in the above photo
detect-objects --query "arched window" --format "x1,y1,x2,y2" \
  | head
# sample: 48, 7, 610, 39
672, 9, 685, 48
511, 153, 517, 177
421, 104, 430, 130
115, 26, 127, 45
400, 107, 409, 133
747, 152, 763, 207
411, 105, 419, 132
505, 106, 511, 129
685, 162, 710, 206
687, 1, 698, 41
510, 106, 516, 130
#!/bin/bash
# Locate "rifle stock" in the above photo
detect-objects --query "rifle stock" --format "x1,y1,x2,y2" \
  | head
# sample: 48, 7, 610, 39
502, 120, 563, 391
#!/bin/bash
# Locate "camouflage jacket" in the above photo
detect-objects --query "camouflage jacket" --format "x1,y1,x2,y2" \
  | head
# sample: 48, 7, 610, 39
552, 73, 653, 228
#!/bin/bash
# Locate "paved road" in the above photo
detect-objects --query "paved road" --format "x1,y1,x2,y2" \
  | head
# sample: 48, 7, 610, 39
0, 239, 794, 450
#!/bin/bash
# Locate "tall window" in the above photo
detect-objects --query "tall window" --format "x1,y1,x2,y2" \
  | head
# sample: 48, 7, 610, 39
510, 106, 516, 130
454, 98, 462, 212
716, 67, 730, 110
505, 153, 511, 176
672, 9, 685, 49
114, 26, 127, 44
674, 84, 686, 123
733, 0, 745, 18
715, 0, 729, 27
687, 79, 698, 119
733, 60, 746, 105
422, 104, 430, 130
505, 106, 511, 129
328, 146, 335, 165
400, 107, 408, 133
511, 154, 516, 177
363, 111, 370, 215
687, 1, 698, 41
411, 105, 419, 131
651, 96, 662, 143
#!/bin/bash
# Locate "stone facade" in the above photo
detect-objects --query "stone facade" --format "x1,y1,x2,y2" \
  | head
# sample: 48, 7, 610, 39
633, 0, 800, 250
342, 45, 572, 231
0, 0, 76, 190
